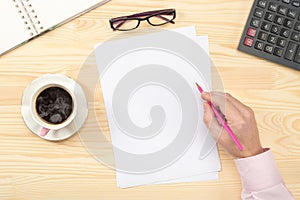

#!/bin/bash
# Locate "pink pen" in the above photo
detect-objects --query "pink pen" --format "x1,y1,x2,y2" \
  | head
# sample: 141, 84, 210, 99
196, 83, 243, 151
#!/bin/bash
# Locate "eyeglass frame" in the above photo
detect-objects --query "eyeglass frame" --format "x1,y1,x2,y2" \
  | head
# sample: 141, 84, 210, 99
109, 9, 176, 31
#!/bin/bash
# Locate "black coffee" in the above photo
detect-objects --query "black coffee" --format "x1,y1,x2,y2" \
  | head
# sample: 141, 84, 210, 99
35, 87, 73, 124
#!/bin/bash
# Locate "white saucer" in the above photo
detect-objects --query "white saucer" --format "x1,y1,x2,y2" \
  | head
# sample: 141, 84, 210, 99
21, 74, 88, 141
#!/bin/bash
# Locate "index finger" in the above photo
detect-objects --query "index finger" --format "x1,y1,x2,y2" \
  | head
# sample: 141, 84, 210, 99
201, 92, 240, 121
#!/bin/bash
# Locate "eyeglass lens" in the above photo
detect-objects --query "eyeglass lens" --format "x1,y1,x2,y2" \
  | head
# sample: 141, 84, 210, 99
148, 13, 175, 26
113, 19, 140, 31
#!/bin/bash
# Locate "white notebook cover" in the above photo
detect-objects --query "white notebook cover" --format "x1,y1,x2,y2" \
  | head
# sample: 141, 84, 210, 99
0, 1, 35, 54
0, 0, 110, 55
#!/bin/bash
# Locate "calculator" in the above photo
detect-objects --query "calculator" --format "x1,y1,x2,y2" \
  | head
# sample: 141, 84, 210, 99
238, 0, 300, 70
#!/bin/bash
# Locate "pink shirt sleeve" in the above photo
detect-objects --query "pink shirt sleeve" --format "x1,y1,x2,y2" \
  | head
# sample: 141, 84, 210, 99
234, 149, 294, 200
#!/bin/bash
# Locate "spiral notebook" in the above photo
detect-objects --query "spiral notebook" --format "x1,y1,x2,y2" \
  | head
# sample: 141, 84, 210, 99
0, 0, 110, 56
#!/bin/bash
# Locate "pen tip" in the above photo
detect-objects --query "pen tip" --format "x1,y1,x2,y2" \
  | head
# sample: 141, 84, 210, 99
195, 82, 203, 93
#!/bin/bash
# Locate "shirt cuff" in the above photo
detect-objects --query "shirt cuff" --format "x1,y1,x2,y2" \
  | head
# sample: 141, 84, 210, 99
234, 148, 283, 192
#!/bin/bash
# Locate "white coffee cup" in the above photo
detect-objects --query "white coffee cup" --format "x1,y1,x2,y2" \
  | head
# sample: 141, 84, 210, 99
31, 84, 77, 137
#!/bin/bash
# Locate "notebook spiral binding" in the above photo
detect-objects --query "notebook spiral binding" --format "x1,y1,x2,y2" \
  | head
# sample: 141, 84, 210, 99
21, 0, 44, 33
12, 0, 44, 36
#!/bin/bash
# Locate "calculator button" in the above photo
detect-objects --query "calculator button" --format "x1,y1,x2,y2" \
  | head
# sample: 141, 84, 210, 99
274, 15, 284, 25
247, 27, 257, 37
274, 47, 284, 57
268, 34, 277, 44
294, 46, 300, 63
258, 0, 267, 8
269, 3, 279, 12
243, 37, 254, 47
277, 37, 287, 47
282, 0, 291, 4
280, 28, 290, 37
255, 41, 264, 50
261, 22, 271, 31
258, 31, 268, 41
283, 18, 294, 28
265, 12, 275, 22
291, 31, 300, 41
287, 9, 297, 18
264, 44, 274, 54
295, 22, 300, 31
254, 8, 264, 18
271, 25, 280, 34
284, 42, 297, 60
292, 1, 300, 7
251, 18, 260, 28
278, 6, 288, 15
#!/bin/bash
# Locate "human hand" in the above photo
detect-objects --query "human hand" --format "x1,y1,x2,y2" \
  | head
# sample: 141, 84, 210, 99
201, 92, 264, 158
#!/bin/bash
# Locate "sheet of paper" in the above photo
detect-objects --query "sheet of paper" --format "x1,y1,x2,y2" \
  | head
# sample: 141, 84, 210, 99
153, 35, 218, 185
95, 26, 220, 188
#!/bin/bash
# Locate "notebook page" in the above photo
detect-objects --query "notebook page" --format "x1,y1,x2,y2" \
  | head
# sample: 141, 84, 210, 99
0, 0, 36, 55
26, 0, 111, 34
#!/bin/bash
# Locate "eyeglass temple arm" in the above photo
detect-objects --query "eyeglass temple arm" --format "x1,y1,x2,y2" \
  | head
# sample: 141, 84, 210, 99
156, 15, 175, 23
128, 9, 174, 18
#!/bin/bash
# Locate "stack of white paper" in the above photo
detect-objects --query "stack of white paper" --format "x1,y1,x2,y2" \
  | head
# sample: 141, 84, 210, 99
94, 26, 221, 188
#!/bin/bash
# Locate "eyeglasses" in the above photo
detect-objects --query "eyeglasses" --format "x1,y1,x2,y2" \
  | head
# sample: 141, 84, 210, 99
109, 9, 176, 31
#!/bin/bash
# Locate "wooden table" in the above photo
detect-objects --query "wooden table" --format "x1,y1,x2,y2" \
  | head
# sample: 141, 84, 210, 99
0, 0, 299, 199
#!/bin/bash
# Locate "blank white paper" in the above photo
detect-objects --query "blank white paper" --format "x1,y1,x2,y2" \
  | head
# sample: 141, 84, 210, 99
95, 26, 220, 188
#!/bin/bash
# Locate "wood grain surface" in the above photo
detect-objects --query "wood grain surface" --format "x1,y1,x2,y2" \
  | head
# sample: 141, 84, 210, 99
0, 0, 299, 199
